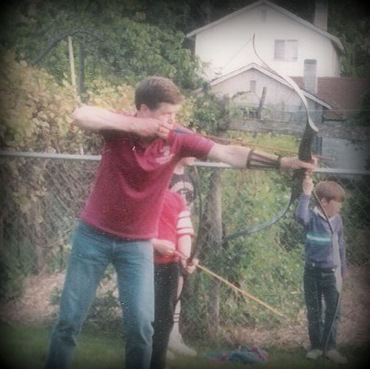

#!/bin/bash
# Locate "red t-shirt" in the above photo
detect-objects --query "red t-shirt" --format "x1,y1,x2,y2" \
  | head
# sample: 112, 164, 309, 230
154, 190, 194, 264
80, 126, 213, 239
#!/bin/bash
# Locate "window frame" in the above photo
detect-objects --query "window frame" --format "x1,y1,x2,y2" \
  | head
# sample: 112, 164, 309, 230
274, 39, 298, 62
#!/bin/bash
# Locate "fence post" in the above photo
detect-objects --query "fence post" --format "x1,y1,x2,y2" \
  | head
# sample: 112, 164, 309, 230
205, 168, 223, 338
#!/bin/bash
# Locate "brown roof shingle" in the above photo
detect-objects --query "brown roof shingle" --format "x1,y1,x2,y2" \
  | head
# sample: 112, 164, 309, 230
292, 76, 370, 120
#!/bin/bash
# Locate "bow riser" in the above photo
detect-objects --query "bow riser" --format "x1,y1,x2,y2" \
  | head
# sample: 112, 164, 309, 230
298, 121, 318, 162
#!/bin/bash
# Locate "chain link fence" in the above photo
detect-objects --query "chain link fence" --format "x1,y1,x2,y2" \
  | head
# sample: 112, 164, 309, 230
1, 152, 370, 348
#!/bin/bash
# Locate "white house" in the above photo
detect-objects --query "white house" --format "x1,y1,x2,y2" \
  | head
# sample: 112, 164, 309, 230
186, 0, 348, 129
206, 63, 331, 125
186, 1, 370, 169
186, 0, 345, 84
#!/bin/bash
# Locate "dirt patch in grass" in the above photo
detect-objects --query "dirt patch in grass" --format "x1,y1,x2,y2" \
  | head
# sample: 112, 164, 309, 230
0, 272, 64, 326
0, 263, 369, 349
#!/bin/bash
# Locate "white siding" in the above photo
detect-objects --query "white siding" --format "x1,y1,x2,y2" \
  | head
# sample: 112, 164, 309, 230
211, 69, 302, 109
193, 4, 340, 80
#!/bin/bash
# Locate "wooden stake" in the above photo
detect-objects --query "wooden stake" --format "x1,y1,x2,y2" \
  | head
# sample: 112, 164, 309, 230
68, 36, 76, 87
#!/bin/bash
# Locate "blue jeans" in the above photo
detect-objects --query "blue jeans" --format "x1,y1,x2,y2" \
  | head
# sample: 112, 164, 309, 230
304, 266, 341, 352
44, 221, 154, 369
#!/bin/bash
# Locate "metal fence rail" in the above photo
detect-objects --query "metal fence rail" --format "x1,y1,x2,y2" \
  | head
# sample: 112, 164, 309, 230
1, 151, 369, 347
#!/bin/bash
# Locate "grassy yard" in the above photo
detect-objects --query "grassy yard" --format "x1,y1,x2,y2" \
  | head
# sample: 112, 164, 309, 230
0, 321, 367, 369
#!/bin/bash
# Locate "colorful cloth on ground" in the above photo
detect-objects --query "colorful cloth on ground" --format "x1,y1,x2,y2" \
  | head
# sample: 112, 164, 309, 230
204, 345, 268, 365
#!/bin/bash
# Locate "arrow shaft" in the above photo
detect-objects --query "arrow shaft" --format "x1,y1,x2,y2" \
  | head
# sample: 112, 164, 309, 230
174, 250, 285, 318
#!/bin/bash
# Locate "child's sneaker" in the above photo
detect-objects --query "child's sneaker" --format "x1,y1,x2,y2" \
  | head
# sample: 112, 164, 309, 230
306, 349, 323, 360
168, 333, 196, 356
325, 349, 348, 364
166, 350, 175, 360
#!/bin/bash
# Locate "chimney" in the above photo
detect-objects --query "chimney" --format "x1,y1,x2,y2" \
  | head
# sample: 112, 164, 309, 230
304, 59, 317, 94
314, 0, 328, 30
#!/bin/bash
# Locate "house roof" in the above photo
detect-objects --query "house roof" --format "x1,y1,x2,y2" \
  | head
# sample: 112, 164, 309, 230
186, 0, 345, 54
292, 76, 370, 120
209, 63, 332, 109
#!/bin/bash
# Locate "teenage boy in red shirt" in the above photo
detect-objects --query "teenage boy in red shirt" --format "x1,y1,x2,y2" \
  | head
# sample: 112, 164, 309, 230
44, 76, 315, 369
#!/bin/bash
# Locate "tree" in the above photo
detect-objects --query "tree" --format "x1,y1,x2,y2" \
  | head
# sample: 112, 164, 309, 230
327, 1, 370, 77
0, 0, 204, 95
2, 0, 369, 89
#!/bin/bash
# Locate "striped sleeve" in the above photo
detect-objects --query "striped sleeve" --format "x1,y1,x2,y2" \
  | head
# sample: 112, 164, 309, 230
176, 209, 195, 237
306, 232, 332, 246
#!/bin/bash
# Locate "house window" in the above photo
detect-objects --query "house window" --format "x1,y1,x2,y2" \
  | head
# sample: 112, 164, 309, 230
274, 40, 298, 61
250, 80, 256, 93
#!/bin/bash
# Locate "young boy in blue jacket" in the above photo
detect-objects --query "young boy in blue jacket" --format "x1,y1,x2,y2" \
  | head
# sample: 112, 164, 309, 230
295, 174, 347, 364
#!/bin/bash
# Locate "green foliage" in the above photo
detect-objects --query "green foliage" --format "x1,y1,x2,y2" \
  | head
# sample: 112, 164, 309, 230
0, 241, 35, 300
0, 0, 204, 92
85, 79, 135, 112
339, 178, 370, 264
49, 270, 123, 334
184, 134, 306, 336
0, 47, 81, 152
208, 230, 304, 327
328, 1, 370, 78
86, 289, 122, 333
90, 15, 203, 88
0, 49, 81, 287
278, 206, 305, 252
0, 42, 200, 303
192, 92, 228, 134
0, 48, 136, 295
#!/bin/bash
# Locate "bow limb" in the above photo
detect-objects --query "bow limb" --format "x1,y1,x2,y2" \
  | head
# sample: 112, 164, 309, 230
224, 199, 291, 241
224, 35, 318, 241
175, 165, 202, 305
188, 165, 203, 262
252, 34, 322, 206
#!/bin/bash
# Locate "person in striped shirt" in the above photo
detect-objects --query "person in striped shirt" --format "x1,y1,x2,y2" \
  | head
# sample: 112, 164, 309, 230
295, 175, 347, 364
150, 188, 197, 369
167, 157, 198, 358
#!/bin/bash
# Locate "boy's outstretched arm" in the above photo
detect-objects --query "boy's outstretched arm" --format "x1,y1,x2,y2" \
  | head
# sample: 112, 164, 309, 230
207, 143, 316, 171
295, 173, 314, 225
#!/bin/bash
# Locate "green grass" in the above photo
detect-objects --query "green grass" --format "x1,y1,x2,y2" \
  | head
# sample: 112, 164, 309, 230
0, 321, 367, 369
